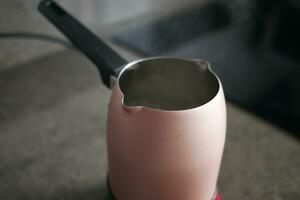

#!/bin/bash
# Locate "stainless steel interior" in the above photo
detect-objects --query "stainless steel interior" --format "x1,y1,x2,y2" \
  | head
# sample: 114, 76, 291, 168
119, 58, 219, 110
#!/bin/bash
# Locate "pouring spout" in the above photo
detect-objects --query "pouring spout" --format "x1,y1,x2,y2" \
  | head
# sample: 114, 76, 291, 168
193, 59, 211, 72
122, 104, 144, 113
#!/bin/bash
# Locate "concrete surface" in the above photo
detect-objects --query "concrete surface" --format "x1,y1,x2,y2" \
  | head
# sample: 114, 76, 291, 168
0, 44, 299, 200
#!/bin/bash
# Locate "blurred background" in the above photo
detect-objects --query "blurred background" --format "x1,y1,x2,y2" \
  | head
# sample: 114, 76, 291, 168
0, 0, 202, 70
0, 0, 299, 199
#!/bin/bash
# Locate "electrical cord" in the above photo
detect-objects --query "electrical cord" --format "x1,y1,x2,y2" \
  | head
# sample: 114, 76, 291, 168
0, 31, 75, 49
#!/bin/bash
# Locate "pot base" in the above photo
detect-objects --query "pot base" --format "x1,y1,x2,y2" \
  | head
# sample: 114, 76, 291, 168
106, 178, 221, 200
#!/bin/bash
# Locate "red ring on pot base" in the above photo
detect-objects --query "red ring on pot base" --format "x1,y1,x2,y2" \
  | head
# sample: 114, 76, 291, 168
106, 178, 221, 200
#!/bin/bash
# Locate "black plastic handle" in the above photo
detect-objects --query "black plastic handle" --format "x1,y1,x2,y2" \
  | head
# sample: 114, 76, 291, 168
38, 0, 127, 87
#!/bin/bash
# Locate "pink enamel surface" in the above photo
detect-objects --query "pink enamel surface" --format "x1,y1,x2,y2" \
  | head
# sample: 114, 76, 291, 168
106, 79, 226, 200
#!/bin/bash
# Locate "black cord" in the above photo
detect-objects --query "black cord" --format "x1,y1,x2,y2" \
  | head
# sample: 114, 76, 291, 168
0, 31, 75, 49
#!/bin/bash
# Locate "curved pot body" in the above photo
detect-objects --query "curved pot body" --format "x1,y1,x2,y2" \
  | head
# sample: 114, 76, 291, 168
107, 58, 226, 200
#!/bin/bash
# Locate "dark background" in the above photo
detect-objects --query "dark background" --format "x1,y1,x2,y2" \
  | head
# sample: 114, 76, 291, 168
114, 0, 300, 138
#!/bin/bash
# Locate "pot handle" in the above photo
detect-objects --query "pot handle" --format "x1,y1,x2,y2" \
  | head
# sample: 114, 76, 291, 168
38, 0, 127, 88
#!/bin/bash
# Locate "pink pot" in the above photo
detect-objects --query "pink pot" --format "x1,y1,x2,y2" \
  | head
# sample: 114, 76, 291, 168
107, 58, 226, 200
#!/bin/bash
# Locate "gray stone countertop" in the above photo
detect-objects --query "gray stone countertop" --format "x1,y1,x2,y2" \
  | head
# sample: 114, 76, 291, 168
0, 43, 299, 200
